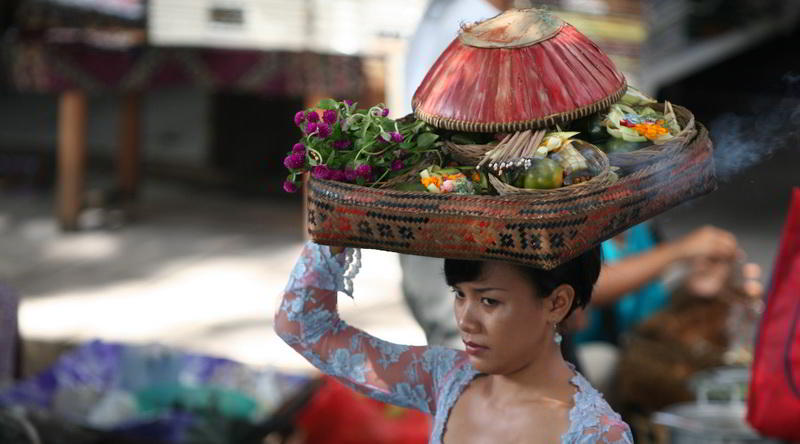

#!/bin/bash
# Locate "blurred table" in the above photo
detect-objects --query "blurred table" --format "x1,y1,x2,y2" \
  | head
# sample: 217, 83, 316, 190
3, 32, 365, 229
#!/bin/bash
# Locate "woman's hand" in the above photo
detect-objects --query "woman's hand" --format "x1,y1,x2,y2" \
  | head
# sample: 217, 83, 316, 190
685, 257, 765, 299
673, 226, 739, 262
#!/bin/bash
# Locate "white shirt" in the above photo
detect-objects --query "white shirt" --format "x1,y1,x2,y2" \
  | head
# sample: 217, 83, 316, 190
403, 0, 501, 115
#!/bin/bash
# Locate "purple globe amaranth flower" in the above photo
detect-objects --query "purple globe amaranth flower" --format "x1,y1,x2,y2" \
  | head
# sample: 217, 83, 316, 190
391, 159, 405, 171
283, 152, 305, 170
344, 168, 359, 182
292, 143, 306, 154
356, 164, 372, 178
377, 132, 391, 144
322, 109, 338, 124
316, 122, 332, 138
306, 111, 319, 123
293, 111, 306, 126
344, 99, 354, 107
391, 132, 404, 143
330, 169, 346, 181
305, 122, 318, 134
283, 180, 298, 193
333, 139, 352, 150
312, 165, 332, 180
381, 108, 390, 117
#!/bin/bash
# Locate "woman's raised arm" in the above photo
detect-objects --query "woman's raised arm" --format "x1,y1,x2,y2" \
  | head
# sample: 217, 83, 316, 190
274, 242, 465, 414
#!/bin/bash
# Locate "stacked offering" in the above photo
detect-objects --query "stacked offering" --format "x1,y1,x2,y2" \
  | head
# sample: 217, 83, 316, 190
283, 8, 716, 269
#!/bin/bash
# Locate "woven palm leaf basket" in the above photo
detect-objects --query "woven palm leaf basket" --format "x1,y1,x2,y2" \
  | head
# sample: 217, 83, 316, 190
302, 8, 716, 269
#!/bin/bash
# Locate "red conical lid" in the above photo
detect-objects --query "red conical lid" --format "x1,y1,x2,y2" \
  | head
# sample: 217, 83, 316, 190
412, 8, 626, 133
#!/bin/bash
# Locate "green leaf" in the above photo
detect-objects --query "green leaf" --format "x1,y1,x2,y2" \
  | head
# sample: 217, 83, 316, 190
355, 138, 371, 150
416, 132, 439, 149
451, 134, 477, 145
316, 98, 338, 110
408, 120, 426, 133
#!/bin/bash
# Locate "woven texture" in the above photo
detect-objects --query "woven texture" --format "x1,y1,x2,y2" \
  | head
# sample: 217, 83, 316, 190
487, 143, 614, 195
412, 13, 627, 132
307, 123, 716, 270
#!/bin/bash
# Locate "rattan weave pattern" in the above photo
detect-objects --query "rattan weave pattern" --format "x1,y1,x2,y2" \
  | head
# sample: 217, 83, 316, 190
307, 124, 715, 269
414, 85, 626, 133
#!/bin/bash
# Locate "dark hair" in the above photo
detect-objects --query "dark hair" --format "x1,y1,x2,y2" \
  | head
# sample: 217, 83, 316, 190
444, 246, 602, 320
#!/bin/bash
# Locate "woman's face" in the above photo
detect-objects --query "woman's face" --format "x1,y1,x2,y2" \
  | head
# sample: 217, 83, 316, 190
452, 261, 558, 374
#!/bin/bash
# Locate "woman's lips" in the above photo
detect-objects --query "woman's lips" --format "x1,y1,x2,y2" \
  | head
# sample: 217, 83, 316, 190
464, 340, 488, 356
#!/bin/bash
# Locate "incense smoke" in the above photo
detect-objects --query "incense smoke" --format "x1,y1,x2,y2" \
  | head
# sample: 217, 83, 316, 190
710, 73, 800, 182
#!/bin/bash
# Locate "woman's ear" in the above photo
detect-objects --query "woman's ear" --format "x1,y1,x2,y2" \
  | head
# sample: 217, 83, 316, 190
546, 284, 575, 324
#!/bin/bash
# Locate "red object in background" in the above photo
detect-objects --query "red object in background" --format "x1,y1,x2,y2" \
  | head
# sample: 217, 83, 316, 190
294, 376, 431, 444
747, 187, 800, 441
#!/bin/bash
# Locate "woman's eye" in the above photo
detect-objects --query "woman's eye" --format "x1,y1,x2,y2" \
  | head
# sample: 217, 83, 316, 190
452, 289, 465, 299
480, 297, 499, 307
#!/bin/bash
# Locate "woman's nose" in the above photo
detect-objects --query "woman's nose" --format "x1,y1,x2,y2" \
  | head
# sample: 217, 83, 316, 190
457, 299, 480, 333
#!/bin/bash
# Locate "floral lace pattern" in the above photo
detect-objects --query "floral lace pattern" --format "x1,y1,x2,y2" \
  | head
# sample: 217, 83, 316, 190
275, 242, 633, 443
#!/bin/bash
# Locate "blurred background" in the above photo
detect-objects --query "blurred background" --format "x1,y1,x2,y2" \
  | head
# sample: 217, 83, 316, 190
0, 0, 799, 443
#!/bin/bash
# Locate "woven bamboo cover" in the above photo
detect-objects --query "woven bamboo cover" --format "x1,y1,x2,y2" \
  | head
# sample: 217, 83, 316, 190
307, 126, 716, 269
412, 9, 627, 132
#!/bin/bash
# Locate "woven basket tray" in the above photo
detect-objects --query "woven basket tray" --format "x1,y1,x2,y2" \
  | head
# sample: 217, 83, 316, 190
307, 124, 715, 270
606, 103, 697, 173
444, 103, 695, 168
487, 143, 615, 196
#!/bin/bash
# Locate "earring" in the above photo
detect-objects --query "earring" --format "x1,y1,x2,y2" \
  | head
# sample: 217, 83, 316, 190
553, 324, 563, 344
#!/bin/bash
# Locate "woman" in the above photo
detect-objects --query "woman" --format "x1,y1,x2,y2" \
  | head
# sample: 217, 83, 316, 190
275, 242, 632, 443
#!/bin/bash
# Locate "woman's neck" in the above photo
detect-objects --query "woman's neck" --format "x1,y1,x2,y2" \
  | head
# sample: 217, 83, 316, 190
484, 343, 576, 405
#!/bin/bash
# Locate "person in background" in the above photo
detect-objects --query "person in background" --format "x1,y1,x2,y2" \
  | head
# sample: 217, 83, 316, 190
399, 0, 515, 349
574, 223, 763, 392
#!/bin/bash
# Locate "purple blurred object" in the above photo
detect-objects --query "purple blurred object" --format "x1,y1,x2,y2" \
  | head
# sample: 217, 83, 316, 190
0, 340, 312, 443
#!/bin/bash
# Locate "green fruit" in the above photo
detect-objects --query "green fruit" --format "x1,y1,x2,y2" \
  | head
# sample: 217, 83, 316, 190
522, 158, 564, 189
602, 137, 647, 154
478, 171, 489, 191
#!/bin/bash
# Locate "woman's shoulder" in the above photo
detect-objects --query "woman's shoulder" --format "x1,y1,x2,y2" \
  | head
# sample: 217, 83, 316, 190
421, 346, 476, 406
564, 373, 633, 443
421, 345, 471, 381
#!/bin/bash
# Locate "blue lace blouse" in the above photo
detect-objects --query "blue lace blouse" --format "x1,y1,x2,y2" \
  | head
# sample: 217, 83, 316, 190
275, 242, 634, 443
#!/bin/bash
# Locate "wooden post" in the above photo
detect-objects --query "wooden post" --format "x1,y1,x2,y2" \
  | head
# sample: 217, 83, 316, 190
57, 90, 88, 230
117, 92, 142, 201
